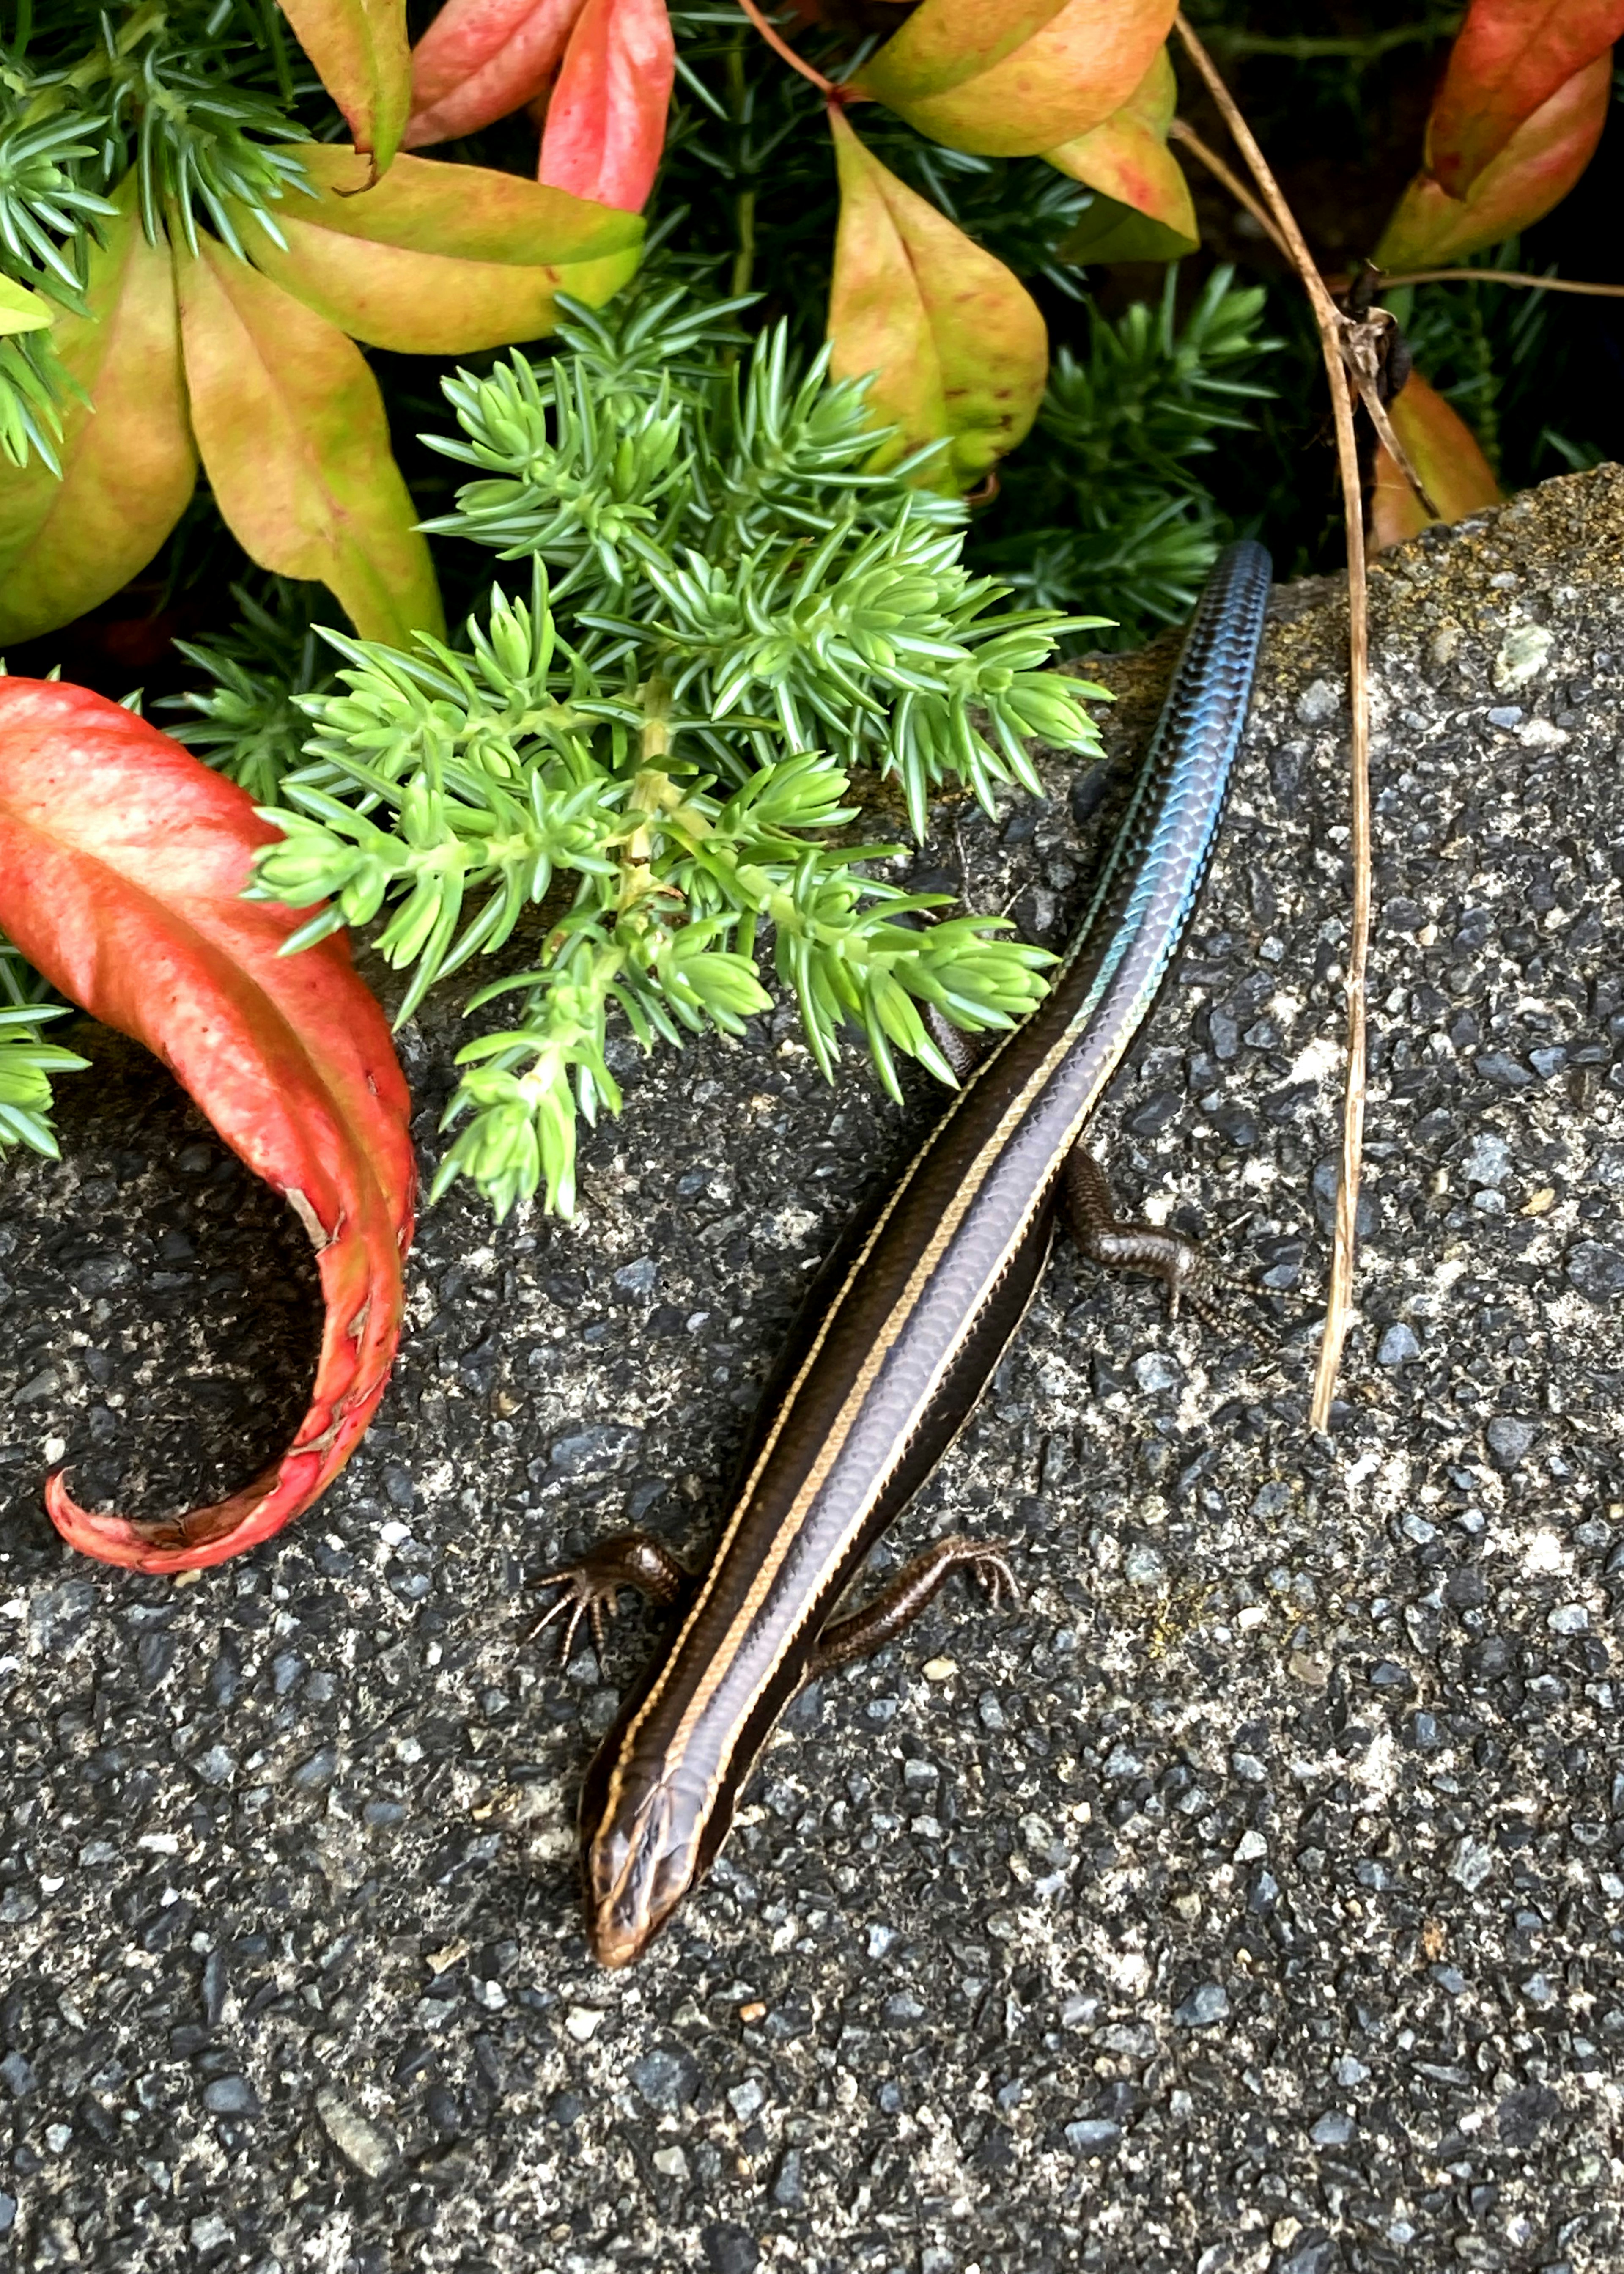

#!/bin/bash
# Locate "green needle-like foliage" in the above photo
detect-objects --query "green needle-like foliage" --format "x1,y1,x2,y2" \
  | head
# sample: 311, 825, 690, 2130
974, 266, 1282, 647
167, 581, 334, 806
237, 286, 1103, 1219
0, 938, 87, 1157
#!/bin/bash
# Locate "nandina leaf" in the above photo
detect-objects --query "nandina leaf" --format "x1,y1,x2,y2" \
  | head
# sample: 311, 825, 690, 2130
0, 277, 53, 335
1055, 185, 1196, 266
1376, 52, 1613, 269
827, 107, 1048, 491
406, 0, 588, 147
0, 681, 416, 1574
538, 0, 675, 213
1422, 0, 1624, 198
277, 0, 412, 173
1370, 371, 1503, 552
1047, 45, 1196, 259
850, 0, 1106, 101
176, 233, 443, 648
234, 144, 641, 354
854, 0, 1176, 159
0, 178, 196, 646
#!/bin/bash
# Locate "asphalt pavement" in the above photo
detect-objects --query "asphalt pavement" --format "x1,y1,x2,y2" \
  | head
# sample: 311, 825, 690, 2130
1, 467, 1621, 2273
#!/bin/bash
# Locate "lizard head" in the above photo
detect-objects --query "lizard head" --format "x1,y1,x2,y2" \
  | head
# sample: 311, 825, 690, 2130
579, 1750, 725, 1969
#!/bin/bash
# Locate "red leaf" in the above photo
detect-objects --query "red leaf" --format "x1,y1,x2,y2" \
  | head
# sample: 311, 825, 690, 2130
0, 682, 416, 1573
1424, 0, 1624, 198
538, 0, 674, 213
1370, 371, 1503, 552
406, 0, 588, 148
1376, 51, 1612, 269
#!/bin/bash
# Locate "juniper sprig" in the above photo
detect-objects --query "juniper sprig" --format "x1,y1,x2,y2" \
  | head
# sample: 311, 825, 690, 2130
224, 284, 1107, 1219
0, 938, 86, 1158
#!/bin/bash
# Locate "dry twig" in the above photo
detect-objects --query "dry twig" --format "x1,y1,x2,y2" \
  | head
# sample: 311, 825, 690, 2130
1173, 13, 1376, 1431
1167, 118, 1294, 261
1378, 266, 1624, 298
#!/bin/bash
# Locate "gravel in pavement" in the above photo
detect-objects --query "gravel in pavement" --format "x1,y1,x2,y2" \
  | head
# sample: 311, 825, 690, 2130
1, 468, 1622, 2273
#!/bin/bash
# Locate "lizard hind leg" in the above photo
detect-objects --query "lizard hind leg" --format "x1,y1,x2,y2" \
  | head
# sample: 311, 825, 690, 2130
1060, 1145, 1271, 1338
809, 1535, 1020, 1677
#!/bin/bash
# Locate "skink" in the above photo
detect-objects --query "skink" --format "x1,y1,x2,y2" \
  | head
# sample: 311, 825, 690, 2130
537, 540, 1273, 1967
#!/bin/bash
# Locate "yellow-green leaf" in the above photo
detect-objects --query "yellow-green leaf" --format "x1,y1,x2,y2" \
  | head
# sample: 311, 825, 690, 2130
854, 0, 1176, 158
850, 0, 1070, 101
233, 143, 641, 353
827, 109, 1047, 491
0, 179, 196, 646
277, 0, 411, 173
1370, 371, 1503, 552
176, 233, 442, 646
1047, 47, 1196, 258
0, 277, 54, 337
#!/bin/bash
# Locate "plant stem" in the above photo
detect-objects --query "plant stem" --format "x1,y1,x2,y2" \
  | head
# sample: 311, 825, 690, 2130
1168, 118, 1293, 261
733, 0, 835, 96
724, 33, 757, 302
1378, 267, 1624, 298
1209, 18, 1459, 62
1172, 11, 1374, 1434
733, 187, 757, 302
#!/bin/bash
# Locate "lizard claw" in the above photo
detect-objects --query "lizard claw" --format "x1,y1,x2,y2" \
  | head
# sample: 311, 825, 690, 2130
1175, 1259, 1282, 1346
525, 1532, 693, 1671
527, 1563, 625, 1667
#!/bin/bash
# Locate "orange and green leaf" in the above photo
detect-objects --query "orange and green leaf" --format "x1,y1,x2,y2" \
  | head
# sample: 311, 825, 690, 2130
176, 233, 442, 647
1047, 45, 1196, 260
277, 0, 412, 173
849, 0, 1075, 101
1424, 0, 1624, 198
0, 179, 196, 647
854, 0, 1176, 159
0, 680, 416, 1573
235, 144, 641, 353
1370, 371, 1503, 552
1376, 51, 1613, 269
827, 107, 1047, 491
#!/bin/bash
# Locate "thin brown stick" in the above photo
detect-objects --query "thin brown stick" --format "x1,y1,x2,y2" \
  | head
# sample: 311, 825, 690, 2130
1311, 353, 1372, 1431
1173, 12, 1373, 1431
733, 0, 835, 94
1378, 266, 1624, 298
1168, 118, 1294, 261
1175, 120, 1438, 515
1174, 15, 1347, 341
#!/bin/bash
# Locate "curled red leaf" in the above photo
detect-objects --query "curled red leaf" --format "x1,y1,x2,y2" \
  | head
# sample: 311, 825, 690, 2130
0, 681, 416, 1573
